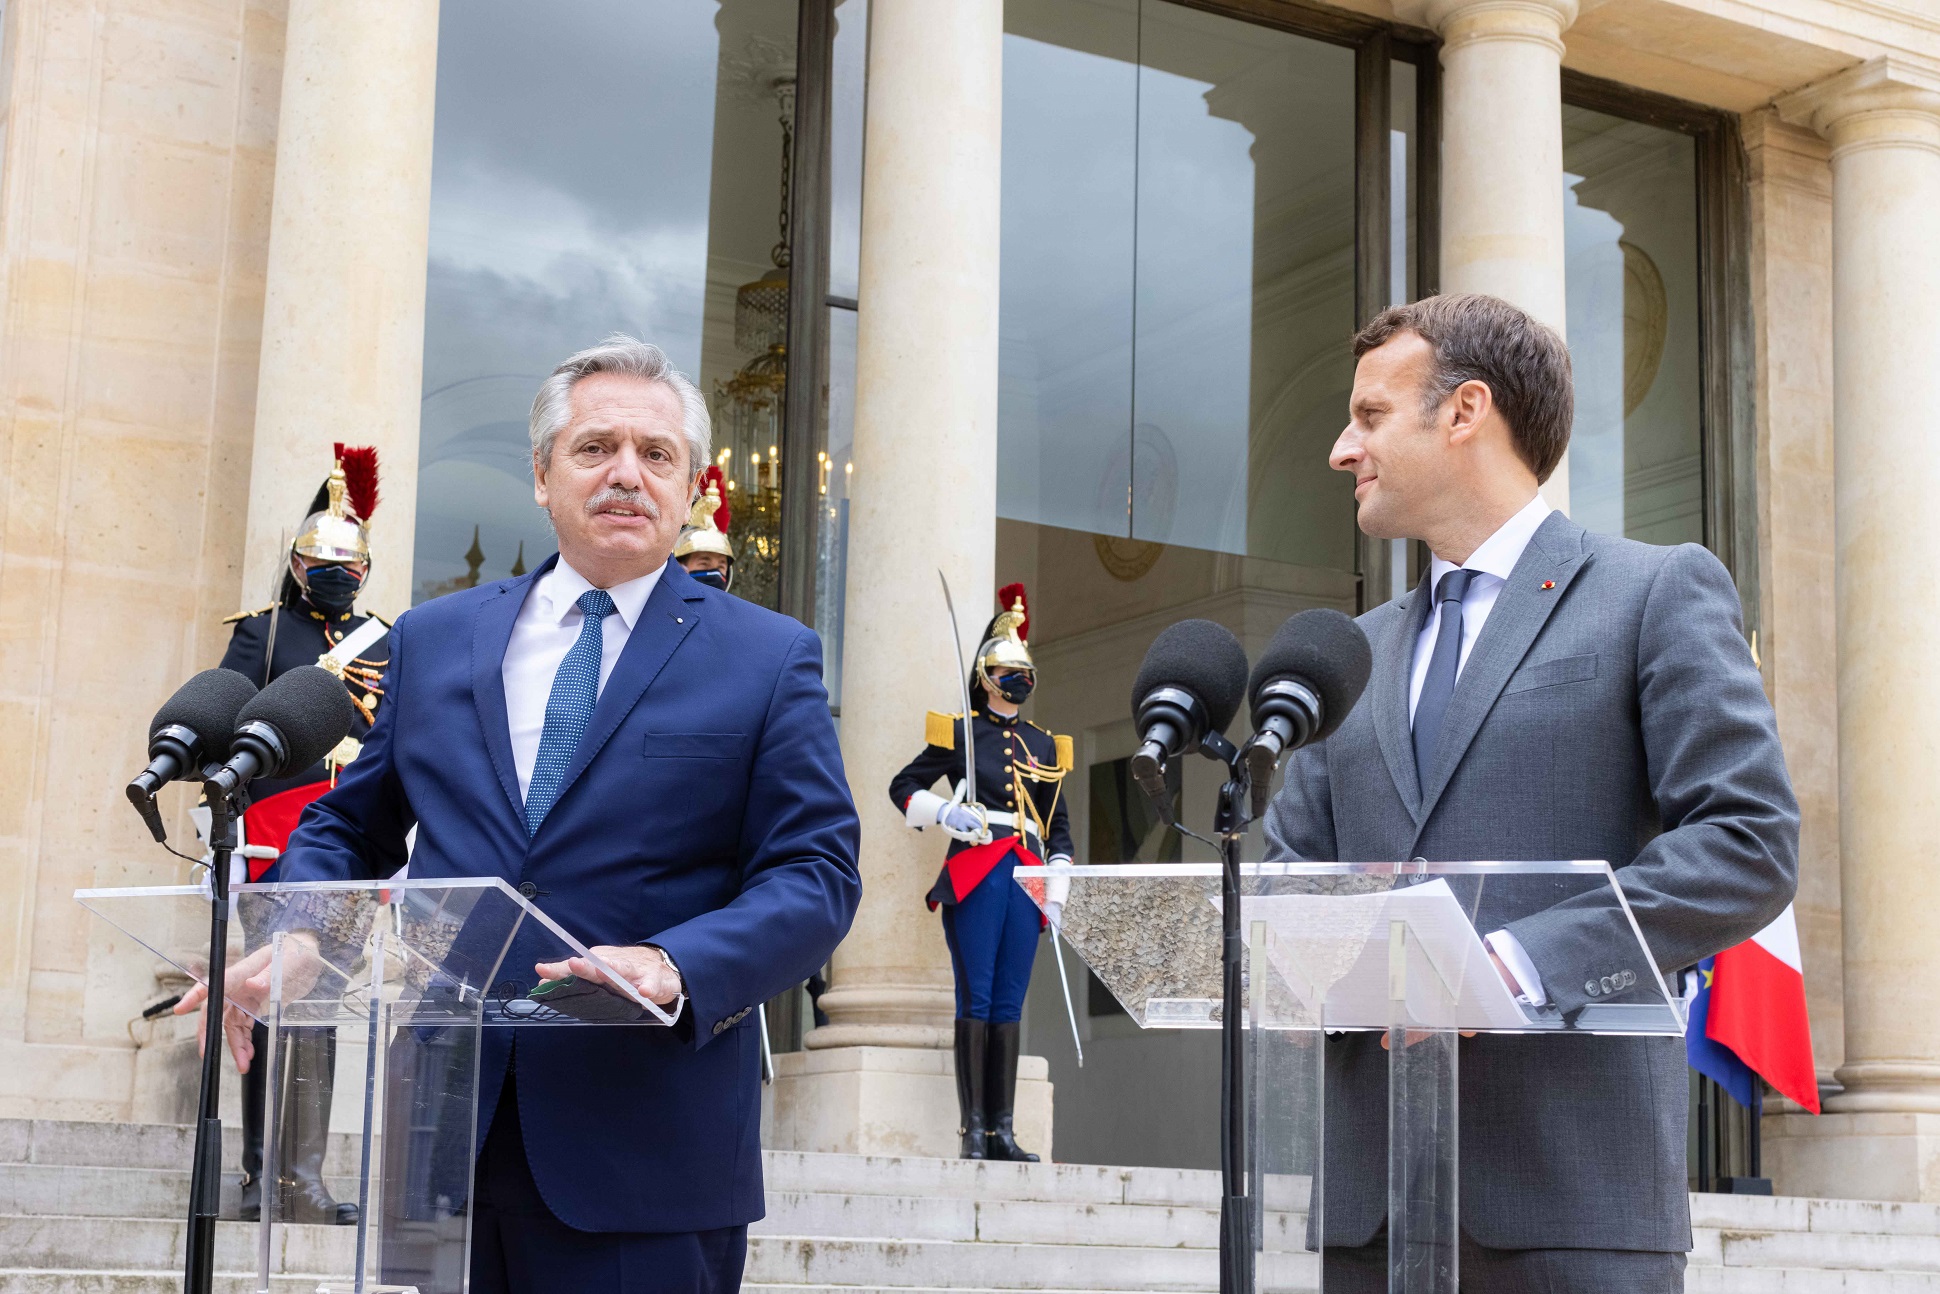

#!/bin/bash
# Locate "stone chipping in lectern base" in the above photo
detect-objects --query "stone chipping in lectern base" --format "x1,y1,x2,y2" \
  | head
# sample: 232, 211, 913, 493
1059, 870, 1395, 1024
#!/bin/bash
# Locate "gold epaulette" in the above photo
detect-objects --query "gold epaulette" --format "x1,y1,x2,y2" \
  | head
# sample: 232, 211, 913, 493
925, 710, 961, 750
1054, 733, 1074, 772
222, 603, 276, 624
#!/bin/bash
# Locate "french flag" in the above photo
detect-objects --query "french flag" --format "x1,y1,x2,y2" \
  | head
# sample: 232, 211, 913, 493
1687, 904, 1820, 1114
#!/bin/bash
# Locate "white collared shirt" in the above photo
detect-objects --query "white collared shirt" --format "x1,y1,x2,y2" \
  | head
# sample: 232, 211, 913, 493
1407, 493, 1553, 721
1404, 492, 1554, 1007
502, 558, 663, 800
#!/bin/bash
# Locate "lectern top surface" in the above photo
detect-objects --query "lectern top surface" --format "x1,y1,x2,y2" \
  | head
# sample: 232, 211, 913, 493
1018, 859, 1686, 1038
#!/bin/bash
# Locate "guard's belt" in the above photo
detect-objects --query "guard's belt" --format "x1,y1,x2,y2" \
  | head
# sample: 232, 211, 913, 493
982, 809, 1042, 842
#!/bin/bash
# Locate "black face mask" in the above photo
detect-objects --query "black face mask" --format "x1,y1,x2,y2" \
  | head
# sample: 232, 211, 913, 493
689, 568, 730, 592
303, 563, 364, 614
995, 673, 1036, 704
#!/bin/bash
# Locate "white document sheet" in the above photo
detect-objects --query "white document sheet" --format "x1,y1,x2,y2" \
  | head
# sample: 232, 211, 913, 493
1242, 879, 1532, 1030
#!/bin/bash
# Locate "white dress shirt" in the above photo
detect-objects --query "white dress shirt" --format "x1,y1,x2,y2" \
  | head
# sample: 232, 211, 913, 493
502, 558, 663, 801
1406, 493, 1554, 1006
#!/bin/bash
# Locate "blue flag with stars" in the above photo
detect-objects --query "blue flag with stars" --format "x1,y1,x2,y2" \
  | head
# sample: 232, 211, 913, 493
1686, 955, 1757, 1108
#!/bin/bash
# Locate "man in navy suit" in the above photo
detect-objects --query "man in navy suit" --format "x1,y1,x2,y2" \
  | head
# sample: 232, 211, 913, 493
182, 334, 862, 1293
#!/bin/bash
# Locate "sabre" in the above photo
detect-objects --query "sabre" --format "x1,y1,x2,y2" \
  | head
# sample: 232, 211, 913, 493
937, 572, 988, 840
1051, 923, 1084, 1068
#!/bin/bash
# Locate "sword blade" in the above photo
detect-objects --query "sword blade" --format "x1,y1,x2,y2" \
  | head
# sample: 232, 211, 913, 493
938, 571, 978, 813
1052, 926, 1083, 1068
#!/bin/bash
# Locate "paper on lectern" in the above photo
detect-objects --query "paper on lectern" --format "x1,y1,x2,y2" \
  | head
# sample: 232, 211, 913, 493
1242, 880, 1532, 1030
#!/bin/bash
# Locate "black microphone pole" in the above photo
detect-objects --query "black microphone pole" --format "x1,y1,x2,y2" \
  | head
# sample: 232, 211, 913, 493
183, 781, 237, 1294
1204, 729, 1254, 1294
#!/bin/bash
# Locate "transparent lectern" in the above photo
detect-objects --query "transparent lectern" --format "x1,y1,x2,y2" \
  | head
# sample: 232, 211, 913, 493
76, 878, 677, 1294
1020, 861, 1686, 1294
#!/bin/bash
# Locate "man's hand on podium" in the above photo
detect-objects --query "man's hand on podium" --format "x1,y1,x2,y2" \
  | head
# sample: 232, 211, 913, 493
536, 945, 683, 1006
172, 931, 325, 1073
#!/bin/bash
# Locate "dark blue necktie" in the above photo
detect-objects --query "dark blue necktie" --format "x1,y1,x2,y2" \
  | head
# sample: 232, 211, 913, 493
1413, 568, 1478, 784
524, 588, 618, 835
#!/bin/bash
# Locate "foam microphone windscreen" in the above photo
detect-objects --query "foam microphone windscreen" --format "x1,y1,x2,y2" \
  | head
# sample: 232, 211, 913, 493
1131, 619, 1250, 733
151, 668, 259, 752
1248, 608, 1374, 741
234, 665, 358, 777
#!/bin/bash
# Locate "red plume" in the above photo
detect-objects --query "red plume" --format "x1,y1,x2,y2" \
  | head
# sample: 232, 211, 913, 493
335, 443, 381, 522
997, 582, 1029, 641
700, 464, 731, 532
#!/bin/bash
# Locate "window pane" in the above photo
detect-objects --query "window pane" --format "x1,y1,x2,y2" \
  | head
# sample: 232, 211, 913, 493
999, 0, 1139, 538
816, 305, 857, 709
1563, 107, 1703, 546
415, 0, 798, 603
829, 0, 868, 302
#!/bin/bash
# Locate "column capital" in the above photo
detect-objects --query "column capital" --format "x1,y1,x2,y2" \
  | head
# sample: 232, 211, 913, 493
1394, 0, 1577, 55
1777, 57, 1940, 159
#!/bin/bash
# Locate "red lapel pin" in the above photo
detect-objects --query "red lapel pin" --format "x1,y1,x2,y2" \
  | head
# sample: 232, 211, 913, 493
1541, 580, 1556, 590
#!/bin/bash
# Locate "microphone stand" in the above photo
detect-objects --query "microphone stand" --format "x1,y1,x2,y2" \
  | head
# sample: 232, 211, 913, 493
184, 781, 238, 1294
1202, 730, 1255, 1294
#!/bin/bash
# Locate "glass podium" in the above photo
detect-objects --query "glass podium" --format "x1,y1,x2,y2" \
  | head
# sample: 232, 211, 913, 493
1020, 861, 1686, 1294
75, 878, 677, 1294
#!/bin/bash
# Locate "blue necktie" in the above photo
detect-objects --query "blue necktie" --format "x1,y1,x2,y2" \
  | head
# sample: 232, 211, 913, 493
524, 588, 618, 835
1412, 568, 1478, 785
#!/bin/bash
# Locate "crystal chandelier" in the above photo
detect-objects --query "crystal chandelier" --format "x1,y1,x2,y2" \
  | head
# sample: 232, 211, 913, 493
712, 77, 795, 610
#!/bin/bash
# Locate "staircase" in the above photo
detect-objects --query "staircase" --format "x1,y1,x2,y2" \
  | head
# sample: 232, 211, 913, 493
2, 1118, 1939, 1291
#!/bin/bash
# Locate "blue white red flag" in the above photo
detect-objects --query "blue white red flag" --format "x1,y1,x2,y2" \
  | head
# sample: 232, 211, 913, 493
1686, 904, 1820, 1114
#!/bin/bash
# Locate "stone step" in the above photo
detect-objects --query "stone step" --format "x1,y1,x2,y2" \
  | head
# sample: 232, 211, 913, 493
745, 1235, 1313, 1293
0, 1214, 357, 1276
0, 1161, 361, 1221
1688, 1266, 1940, 1292
0, 1275, 333, 1294
0, 1119, 361, 1177
752, 1191, 1305, 1250
1692, 1192, 1940, 1238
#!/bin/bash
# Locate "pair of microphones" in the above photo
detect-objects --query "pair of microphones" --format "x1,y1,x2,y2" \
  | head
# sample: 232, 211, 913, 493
1130, 608, 1375, 821
126, 665, 358, 843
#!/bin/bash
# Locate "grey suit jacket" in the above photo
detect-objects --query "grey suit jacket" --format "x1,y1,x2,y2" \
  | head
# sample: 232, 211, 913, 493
1265, 510, 1799, 1252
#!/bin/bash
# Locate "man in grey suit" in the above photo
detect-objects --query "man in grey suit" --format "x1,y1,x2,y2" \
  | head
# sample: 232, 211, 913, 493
1266, 293, 1799, 1291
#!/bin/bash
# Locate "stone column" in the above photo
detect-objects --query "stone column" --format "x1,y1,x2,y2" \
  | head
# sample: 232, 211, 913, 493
1766, 59, 1940, 1203
243, 0, 441, 618
767, 0, 1050, 1159
1400, 0, 1577, 513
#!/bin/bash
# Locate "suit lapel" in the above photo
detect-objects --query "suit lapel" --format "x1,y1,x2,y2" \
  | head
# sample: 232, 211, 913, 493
1415, 511, 1591, 825
546, 559, 704, 816
472, 557, 553, 823
1372, 578, 1434, 823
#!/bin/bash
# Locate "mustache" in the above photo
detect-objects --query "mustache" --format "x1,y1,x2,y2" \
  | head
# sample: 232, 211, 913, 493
583, 487, 660, 520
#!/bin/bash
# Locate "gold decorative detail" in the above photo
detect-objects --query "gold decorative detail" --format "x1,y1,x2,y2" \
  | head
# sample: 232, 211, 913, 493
1053, 733, 1074, 773
316, 653, 346, 679
293, 456, 372, 564
1094, 533, 1165, 582
676, 480, 735, 561
925, 710, 959, 750
1620, 239, 1668, 418
325, 736, 362, 772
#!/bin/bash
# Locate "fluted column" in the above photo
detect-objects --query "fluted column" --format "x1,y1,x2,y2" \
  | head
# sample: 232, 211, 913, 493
1768, 59, 1940, 1202
243, 0, 440, 617
1401, 0, 1577, 512
769, 0, 1053, 1158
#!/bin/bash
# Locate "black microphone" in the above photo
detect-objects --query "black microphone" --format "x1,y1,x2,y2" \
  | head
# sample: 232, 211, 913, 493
124, 669, 260, 841
1241, 609, 1374, 815
207, 665, 358, 800
1129, 620, 1249, 823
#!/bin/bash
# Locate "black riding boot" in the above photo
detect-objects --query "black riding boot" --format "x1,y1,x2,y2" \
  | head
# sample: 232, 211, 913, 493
238, 1020, 268, 1221
954, 1019, 989, 1160
278, 1029, 359, 1226
984, 1021, 1039, 1162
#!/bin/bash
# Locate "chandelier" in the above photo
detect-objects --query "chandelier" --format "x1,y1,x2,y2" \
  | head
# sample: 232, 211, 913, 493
712, 77, 795, 611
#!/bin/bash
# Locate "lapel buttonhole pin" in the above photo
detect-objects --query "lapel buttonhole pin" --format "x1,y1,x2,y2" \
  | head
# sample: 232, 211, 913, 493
1541, 581, 1555, 590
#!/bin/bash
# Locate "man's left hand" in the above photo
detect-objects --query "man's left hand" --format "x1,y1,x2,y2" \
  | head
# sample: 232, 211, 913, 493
536, 945, 683, 1006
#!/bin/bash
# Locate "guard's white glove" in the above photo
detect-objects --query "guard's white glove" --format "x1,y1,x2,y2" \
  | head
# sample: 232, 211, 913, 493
938, 803, 986, 842
1045, 854, 1073, 928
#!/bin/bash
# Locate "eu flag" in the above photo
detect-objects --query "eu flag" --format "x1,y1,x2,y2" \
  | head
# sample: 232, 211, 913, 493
1686, 956, 1757, 1108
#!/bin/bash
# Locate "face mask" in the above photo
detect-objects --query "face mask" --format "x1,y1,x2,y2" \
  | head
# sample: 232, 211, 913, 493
995, 673, 1036, 704
303, 563, 364, 613
690, 568, 730, 592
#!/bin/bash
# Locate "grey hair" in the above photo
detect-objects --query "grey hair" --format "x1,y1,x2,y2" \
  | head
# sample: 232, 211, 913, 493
528, 333, 713, 474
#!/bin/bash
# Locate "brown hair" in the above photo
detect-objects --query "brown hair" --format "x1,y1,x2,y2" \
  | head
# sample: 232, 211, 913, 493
1352, 293, 1574, 483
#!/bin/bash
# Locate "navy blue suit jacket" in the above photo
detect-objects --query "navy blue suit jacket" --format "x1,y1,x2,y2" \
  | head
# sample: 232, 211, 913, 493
278, 554, 862, 1233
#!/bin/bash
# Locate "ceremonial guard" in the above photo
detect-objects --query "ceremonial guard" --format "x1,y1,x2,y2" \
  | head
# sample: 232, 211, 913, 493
889, 585, 1073, 1162
217, 445, 390, 1225
674, 464, 734, 591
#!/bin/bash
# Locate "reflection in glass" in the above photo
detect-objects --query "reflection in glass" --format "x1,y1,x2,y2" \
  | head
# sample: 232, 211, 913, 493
816, 306, 857, 708
415, 0, 799, 604
829, 0, 868, 302
1563, 106, 1703, 546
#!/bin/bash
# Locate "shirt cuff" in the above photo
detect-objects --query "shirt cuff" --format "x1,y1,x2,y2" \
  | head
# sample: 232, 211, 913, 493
905, 788, 947, 830
1484, 929, 1547, 1008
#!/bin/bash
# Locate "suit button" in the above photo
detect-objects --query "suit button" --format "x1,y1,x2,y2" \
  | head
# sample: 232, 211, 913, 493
1584, 980, 1601, 997
1600, 975, 1616, 994
518, 882, 537, 898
